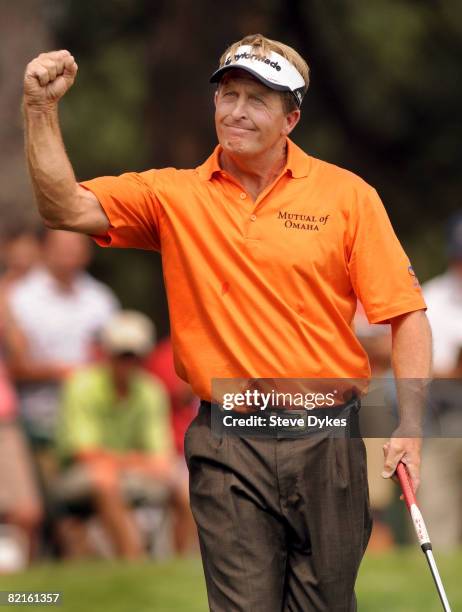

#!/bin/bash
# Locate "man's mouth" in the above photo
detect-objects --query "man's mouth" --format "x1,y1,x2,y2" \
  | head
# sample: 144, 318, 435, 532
223, 124, 254, 133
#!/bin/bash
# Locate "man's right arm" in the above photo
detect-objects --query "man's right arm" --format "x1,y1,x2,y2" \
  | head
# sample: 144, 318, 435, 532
23, 50, 109, 235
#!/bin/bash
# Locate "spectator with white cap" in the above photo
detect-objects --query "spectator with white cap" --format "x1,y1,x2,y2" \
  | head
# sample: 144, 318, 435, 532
54, 310, 185, 559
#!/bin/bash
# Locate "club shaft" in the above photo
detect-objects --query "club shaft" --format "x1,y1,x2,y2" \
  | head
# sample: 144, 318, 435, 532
425, 550, 451, 612
397, 463, 452, 611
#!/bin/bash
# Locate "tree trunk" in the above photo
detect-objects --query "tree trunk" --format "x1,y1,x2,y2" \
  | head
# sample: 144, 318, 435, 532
0, 0, 53, 225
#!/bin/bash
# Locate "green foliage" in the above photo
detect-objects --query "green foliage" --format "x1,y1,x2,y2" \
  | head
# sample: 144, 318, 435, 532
42, 0, 462, 315
60, 41, 148, 178
280, 0, 462, 245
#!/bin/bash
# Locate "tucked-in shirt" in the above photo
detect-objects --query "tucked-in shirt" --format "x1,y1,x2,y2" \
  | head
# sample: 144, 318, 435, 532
81, 138, 426, 401
56, 364, 173, 462
145, 337, 198, 455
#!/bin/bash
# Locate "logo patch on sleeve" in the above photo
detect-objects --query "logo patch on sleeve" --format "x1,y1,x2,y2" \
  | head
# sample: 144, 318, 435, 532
408, 265, 420, 287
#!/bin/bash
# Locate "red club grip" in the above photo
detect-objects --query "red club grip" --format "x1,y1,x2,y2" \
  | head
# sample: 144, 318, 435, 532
396, 462, 416, 512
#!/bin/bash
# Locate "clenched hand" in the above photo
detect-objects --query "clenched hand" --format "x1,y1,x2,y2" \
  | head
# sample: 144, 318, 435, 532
24, 50, 77, 110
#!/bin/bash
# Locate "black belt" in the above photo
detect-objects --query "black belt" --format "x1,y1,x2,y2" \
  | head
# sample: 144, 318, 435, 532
200, 397, 361, 438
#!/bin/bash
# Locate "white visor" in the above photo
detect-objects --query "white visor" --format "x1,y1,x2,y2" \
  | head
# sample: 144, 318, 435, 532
210, 45, 306, 107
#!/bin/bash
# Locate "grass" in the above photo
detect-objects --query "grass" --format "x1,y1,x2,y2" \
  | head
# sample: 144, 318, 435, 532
357, 548, 460, 611
0, 549, 460, 611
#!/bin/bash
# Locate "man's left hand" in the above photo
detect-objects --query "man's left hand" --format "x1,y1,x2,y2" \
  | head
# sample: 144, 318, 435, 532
381, 434, 422, 493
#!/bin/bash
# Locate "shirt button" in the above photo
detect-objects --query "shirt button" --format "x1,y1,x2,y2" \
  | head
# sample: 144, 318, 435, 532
240, 192, 247, 200
250, 214, 257, 221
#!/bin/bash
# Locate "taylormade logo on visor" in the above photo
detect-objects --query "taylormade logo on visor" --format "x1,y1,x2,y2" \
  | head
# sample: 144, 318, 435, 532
210, 44, 307, 107
225, 52, 282, 71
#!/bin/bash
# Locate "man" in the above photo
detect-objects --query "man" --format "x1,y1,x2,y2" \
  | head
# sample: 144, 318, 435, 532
418, 213, 462, 550
0, 225, 44, 564
6, 229, 119, 447
54, 310, 178, 559
23, 34, 431, 610
4, 229, 119, 557
422, 212, 462, 377
0, 224, 42, 349
0, 224, 42, 292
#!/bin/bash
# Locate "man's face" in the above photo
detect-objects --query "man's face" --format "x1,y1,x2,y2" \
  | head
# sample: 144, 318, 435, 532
1, 234, 41, 280
214, 69, 299, 158
43, 230, 91, 283
109, 353, 141, 388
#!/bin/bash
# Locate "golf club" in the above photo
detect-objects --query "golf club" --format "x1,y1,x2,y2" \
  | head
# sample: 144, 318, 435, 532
396, 461, 451, 612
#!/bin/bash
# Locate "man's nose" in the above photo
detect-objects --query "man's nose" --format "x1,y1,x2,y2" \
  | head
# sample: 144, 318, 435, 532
230, 96, 248, 119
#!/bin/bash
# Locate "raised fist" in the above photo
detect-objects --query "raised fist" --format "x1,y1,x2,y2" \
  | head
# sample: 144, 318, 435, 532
24, 50, 78, 109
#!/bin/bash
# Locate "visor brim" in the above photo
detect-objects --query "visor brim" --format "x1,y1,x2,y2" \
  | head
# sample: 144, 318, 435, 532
210, 65, 305, 107
210, 65, 293, 92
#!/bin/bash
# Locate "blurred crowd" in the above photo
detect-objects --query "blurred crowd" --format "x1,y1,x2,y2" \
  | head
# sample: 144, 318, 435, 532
0, 226, 198, 571
0, 214, 461, 572
356, 213, 462, 553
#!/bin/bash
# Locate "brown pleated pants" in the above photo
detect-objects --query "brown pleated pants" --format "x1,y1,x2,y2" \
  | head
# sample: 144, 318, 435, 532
185, 402, 372, 612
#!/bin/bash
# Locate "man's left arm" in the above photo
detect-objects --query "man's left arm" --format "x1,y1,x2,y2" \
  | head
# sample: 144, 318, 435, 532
382, 309, 432, 491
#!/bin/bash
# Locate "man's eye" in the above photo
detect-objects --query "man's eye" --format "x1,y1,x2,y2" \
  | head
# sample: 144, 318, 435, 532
250, 96, 264, 104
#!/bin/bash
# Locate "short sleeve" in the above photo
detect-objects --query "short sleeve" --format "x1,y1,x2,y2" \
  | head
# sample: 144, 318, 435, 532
80, 171, 161, 251
347, 188, 427, 324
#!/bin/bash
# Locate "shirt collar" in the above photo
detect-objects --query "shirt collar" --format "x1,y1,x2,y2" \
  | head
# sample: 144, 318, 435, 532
285, 138, 311, 179
196, 145, 222, 181
196, 137, 311, 181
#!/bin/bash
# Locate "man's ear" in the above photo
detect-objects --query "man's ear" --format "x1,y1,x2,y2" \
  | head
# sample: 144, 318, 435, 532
214, 89, 218, 107
282, 109, 301, 137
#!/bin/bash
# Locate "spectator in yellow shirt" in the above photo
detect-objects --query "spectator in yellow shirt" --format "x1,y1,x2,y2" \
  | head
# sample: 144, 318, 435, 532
55, 311, 179, 559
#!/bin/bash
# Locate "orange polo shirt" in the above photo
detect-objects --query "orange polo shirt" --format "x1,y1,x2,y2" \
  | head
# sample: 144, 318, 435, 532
81, 138, 426, 401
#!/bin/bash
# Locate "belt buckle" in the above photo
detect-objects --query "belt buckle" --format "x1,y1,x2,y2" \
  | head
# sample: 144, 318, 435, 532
272, 408, 307, 438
